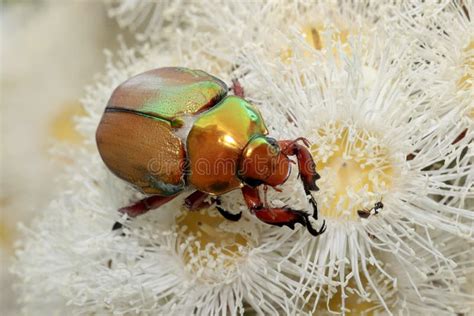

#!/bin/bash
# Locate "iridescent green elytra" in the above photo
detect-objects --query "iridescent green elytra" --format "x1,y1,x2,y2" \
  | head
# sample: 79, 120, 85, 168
96, 67, 267, 196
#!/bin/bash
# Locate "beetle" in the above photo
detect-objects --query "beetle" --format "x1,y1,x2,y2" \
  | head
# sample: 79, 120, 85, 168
96, 67, 326, 236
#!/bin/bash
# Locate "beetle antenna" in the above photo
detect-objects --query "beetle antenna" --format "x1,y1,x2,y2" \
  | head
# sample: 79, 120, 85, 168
263, 185, 269, 207
294, 137, 311, 147
231, 79, 245, 98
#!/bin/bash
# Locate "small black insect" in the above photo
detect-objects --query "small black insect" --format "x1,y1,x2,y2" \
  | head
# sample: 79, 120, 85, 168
357, 201, 384, 219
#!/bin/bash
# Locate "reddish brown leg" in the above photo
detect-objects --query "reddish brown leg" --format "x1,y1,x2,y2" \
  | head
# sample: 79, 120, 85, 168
119, 195, 178, 217
231, 79, 245, 98
184, 190, 210, 210
279, 138, 321, 219
113, 194, 178, 230
184, 191, 242, 221
242, 185, 326, 236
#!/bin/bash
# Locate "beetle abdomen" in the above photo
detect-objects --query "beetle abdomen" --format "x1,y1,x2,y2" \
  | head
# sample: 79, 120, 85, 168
96, 111, 186, 196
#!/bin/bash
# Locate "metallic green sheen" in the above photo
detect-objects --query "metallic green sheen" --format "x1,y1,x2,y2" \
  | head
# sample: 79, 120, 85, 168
140, 81, 226, 123
186, 96, 269, 195
106, 67, 228, 122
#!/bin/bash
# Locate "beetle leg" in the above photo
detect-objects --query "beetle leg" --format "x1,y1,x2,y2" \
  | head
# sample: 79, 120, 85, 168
112, 194, 178, 230
119, 195, 178, 217
231, 79, 245, 98
184, 190, 210, 210
279, 139, 321, 219
185, 192, 242, 221
241, 185, 326, 236
214, 197, 242, 221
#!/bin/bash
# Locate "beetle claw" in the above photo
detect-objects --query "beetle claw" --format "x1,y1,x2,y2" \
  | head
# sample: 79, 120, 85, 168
111, 221, 127, 237
286, 222, 295, 230
306, 218, 326, 236
112, 222, 123, 230
216, 206, 242, 222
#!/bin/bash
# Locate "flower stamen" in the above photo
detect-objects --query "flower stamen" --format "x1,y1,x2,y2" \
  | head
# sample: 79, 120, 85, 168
176, 207, 252, 279
458, 39, 473, 92
310, 122, 394, 220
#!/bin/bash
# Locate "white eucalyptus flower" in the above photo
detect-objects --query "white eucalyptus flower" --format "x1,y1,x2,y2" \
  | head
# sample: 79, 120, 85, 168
106, 0, 185, 42
13, 46, 327, 315
397, 0, 473, 120
371, 231, 474, 315
13, 1, 474, 315
106, 0, 401, 78
223, 26, 473, 313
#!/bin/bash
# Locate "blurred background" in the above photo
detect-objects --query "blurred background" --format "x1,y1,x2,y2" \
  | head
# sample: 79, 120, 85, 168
1, 1, 120, 313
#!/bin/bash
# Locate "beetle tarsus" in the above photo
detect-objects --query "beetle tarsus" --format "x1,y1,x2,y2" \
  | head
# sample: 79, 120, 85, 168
305, 217, 326, 236
280, 139, 322, 222
111, 221, 127, 236
242, 185, 325, 237
304, 187, 319, 220
112, 222, 123, 230
216, 205, 242, 221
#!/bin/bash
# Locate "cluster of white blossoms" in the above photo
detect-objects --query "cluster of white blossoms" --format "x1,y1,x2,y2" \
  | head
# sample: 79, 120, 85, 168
14, 0, 473, 315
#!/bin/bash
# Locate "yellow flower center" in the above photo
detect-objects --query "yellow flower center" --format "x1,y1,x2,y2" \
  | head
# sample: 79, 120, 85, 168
281, 23, 359, 67
458, 39, 473, 92
310, 122, 393, 220
320, 277, 378, 315
305, 268, 381, 315
176, 207, 253, 276
301, 24, 351, 55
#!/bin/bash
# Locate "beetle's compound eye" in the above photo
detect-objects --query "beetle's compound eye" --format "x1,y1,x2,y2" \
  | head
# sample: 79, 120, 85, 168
266, 137, 280, 155
266, 137, 278, 147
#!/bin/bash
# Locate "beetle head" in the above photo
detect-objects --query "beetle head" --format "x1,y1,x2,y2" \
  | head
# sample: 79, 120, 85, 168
239, 136, 291, 187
